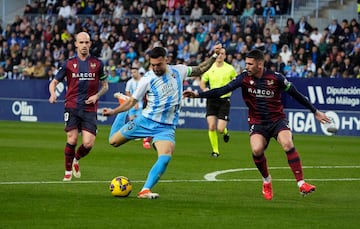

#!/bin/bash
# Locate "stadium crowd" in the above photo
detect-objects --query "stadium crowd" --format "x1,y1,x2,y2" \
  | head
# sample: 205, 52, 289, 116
0, 0, 360, 82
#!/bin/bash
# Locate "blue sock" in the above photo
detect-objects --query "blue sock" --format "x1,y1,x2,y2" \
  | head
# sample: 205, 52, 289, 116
109, 112, 127, 140
143, 155, 172, 190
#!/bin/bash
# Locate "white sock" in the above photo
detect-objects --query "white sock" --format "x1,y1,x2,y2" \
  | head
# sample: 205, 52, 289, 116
65, 170, 72, 175
262, 175, 272, 183
297, 180, 305, 187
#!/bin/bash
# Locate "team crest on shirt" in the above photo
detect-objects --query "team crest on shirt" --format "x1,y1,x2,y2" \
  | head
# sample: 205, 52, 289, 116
90, 62, 97, 69
250, 80, 254, 85
73, 64, 77, 69
267, 80, 274, 85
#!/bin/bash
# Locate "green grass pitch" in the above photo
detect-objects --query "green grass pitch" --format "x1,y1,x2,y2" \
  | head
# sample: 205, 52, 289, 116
0, 121, 359, 228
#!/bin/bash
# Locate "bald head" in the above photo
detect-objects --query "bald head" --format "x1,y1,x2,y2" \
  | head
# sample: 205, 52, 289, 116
75, 32, 91, 59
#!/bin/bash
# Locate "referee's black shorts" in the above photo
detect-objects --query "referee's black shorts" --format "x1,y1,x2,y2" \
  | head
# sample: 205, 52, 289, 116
205, 97, 230, 121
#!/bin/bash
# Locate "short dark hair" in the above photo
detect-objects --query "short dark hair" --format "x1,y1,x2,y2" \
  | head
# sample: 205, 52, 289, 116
150, 46, 167, 59
246, 49, 265, 61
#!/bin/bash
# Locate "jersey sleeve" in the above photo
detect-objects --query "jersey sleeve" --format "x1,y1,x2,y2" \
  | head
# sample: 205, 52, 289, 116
132, 75, 150, 102
98, 61, 107, 80
54, 61, 67, 82
278, 72, 317, 113
199, 73, 244, 98
275, 71, 292, 91
175, 64, 192, 81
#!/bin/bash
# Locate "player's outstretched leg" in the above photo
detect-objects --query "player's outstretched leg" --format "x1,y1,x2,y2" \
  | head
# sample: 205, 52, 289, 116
137, 155, 171, 199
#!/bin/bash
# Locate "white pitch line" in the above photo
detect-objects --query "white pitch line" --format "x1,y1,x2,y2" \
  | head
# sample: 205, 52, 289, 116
1, 166, 360, 185
204, 165, 360, 181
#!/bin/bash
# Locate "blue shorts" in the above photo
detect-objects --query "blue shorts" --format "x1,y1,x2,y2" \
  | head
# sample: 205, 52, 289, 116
120, 115, 176, 144
128, 107, 142, 118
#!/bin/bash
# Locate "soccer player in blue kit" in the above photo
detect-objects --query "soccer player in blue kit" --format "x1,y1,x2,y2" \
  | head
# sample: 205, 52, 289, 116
49, 32, 108, 181
102, 44, 221, 199
183, 49, 331, 200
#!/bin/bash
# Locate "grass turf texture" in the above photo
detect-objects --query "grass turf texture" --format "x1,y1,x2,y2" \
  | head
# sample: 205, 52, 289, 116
0, 121, 359, 228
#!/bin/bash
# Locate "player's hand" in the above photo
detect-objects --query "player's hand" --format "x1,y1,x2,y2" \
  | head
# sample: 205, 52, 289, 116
85, 94, 98, 104
102, 108, 114, 116
49, 94, 57, 103
315, 110, 331, 124
182, 90, 199, 98
213, 43, 222, 55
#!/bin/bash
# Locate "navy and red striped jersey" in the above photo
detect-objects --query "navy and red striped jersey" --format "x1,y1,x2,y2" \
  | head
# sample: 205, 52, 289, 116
55, 56, 106, 112
200, 69, 292, 125
233, 70, 289, 124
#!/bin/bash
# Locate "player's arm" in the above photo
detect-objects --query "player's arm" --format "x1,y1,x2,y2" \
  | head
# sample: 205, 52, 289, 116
189, 44, 221, 77
285, 84, 331, 124
184, 74, 242, 98
48, 79, 59, 103
103, 97, 138, 116
97, 80, 109, 98
85, 79, 109, 104
49, 63, 67, 103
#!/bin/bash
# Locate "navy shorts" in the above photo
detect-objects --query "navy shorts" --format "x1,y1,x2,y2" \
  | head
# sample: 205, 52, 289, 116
249, 119, 290, 144
206, 97, 231, 121
64, 108, 97, 135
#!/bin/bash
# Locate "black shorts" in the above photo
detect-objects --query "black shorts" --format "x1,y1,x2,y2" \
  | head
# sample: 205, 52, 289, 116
64, 108, 97, 135
249, 119, 290, 144
206, 97, 230, 121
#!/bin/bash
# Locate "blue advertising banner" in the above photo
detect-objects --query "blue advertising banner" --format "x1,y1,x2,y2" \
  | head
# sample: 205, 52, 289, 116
0, 79, 359, 136
283, 78, 360, 111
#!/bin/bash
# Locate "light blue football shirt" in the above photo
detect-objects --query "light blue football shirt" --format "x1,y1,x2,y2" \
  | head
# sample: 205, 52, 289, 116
132, 64, 191, 125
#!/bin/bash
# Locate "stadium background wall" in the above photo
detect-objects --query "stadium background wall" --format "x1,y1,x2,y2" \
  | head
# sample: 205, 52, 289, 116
0, 79, 359, 136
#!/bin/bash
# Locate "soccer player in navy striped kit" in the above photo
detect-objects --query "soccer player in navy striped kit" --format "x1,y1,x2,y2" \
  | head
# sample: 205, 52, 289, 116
183, 49, 331, 200
103, 44, 221, 199
49, 32, 108, 181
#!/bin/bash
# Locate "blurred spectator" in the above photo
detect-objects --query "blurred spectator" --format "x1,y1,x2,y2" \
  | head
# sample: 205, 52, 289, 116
273, 54, 285, 74
141, 3, 156, 18
254, 2, 264, 16
190, 3, 203, 20
329, 66, 341, 78
22, 60, 35, 79
264, 17, 278, 35
286, 64, 301, 77
286, 18, 296, 36
58, 0, 72, 19
126, 46, 138, 62
107, 66, 120, 83
241, 2, 255, 22
279, 44, 292, 64
113, 1, 125, 19
32, 60, 46, 79
305, 57, 316, 73
295, 16, 313, 38
302, 34, 314, 54
328, 19, 343, 36
314, 67, 326, 78
309, 27, 322, 46
99, 41, 112, 64
189, 36, 200, 56
340, 56, 355, 77
263, 1, 276, 18
279, 26, 293, 48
